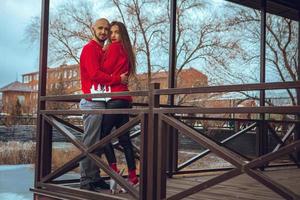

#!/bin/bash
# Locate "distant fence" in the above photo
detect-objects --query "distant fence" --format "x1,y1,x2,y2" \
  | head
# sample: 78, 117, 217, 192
0, 115, 36, 126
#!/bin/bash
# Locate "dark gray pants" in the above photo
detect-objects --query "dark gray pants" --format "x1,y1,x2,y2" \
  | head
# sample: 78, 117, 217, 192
101, 99, 136, 170
79, 99, 105, 183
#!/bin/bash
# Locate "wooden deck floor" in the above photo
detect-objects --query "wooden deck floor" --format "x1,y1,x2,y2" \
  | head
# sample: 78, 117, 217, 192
165, 167, 300, 200
35, 167, 300, 200
86, 167, 300, 199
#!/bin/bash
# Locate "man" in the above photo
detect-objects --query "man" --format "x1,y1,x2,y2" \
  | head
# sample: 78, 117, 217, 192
79, 18, 128, 191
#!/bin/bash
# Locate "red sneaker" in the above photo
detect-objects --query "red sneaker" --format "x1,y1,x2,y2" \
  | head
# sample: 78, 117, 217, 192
128, 169, 139, 186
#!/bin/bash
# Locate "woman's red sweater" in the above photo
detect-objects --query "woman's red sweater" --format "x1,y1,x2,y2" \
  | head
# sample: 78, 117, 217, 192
102, 42, 132, 102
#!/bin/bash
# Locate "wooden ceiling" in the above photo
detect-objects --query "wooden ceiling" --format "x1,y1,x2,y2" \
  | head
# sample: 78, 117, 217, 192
227, 0, 299, 21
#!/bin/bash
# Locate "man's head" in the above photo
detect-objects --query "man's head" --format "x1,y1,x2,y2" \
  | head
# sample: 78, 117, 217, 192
92, 18, 110, 44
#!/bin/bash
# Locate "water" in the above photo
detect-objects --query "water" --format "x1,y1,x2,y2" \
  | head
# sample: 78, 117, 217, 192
0, 165, 34, 200
52, 142, 75, 149
0, 142, 78, 200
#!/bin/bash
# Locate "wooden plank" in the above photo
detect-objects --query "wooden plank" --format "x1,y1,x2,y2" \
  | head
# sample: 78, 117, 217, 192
41, 108, 148, 115
165, 168, 300, 200
41, 90, 148, 101
161, 114, 245, 167
167, 169, 241, 200
155, 106, 300, 115
154, 81, 300, 95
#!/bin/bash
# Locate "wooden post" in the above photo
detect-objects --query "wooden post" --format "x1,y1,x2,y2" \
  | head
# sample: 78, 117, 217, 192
167, 0, 178, 178
256, 0, 268, 166
35, 0, 51, 187
140, 113, 148, 200
295, 15, 300, 162
144, 83, 160, 200
157, 114, 168, 199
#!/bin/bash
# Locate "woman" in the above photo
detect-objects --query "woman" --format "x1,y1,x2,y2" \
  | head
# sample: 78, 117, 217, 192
100, 21, 138, 187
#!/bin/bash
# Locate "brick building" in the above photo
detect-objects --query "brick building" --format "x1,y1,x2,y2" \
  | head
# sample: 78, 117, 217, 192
0, 64, 257, 130
0, 81, 37, 114
23, 64, 81, 95
0, 93, 2, 113
130, 67, 208, 104
22, 65, 209, 105
1, 65, 209, 115
0, 64, 80, 115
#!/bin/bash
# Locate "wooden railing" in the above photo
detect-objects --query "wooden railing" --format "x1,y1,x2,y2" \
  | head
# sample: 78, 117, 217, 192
32, 81, 300, 200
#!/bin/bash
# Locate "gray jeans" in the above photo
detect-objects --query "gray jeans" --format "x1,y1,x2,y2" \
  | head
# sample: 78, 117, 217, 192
79, 99, 105, 183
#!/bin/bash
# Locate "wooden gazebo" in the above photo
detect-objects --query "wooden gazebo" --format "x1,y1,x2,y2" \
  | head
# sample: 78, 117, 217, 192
32, 0, 300, 199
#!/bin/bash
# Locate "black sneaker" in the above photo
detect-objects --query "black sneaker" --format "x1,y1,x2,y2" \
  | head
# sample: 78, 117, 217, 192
91, 179, 110, 190
80, 182, 96, 191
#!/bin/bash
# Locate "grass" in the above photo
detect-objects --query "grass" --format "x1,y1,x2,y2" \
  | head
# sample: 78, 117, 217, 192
51, 148, 141, 175
0, 141, 84, 169
0, 141, 229, 172
0, 141, 141, 175
51, 147, 81, 172
0, 141, 35, 165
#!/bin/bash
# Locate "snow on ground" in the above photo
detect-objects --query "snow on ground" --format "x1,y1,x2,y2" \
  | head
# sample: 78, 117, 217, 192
0, 164, 33, 171
0, 164, 33, 200
0, 193, 31, 200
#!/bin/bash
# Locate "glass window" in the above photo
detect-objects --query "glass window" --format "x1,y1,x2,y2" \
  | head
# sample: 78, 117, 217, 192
68, 70, 72, 79
23, 76, 28, 83
64, 70, 67, 79
73, 70, 78, 77
17, 95, 25, 104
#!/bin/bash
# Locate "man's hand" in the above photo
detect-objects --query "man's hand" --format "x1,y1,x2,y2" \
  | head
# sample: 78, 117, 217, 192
120, 72, 128, 84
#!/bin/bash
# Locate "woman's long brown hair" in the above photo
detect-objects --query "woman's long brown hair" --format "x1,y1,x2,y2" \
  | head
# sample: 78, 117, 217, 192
110, 21, 136, 77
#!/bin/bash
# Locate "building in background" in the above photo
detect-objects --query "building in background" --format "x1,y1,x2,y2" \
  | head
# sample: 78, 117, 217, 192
0, 64, 80, 115
1, 65, 209, 115
130, 67, 208, 104
0, 93, 2, 113
0, 81, 37, 115
23, 64, 81, 95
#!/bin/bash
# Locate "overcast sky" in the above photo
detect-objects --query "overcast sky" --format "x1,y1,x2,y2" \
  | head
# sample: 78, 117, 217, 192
0, 0, 226, 89
0, 0, 42, 88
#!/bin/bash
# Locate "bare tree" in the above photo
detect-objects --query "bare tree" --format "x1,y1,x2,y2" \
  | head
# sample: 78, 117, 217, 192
222, 7, 298, 105
108, 0, 244, 108
108, 0, 169, 88
25, 1, 250, 102
25, 0, 97, 65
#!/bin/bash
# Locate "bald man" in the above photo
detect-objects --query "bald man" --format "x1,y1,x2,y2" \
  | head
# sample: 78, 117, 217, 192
79, 18, 128, 191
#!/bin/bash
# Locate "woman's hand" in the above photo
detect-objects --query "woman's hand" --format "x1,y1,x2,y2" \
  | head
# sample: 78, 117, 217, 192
120, 72, 128, 84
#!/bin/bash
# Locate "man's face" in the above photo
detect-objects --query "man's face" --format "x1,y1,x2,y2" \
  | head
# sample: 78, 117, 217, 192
93, 19, 110, 43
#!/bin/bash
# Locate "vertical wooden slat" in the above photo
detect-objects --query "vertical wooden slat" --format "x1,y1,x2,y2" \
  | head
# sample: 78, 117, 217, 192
295, 12, 300, 162
147, 90, 154, 200
40, 118, 53, 178
167, 0, 178, 178
167, 126, 178, 177
157, 114, 168, 199
140, 113, 148, 200
167, 0, 176, 103
146, 83, 160, 200
257, 0, 268, 163
35, 0, 50, 187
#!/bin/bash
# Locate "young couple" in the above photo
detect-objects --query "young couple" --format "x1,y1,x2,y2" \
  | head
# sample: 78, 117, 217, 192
79, 18, 138, 192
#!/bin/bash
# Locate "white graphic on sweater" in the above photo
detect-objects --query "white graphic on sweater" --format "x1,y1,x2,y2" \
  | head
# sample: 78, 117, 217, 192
90, 84, 111, 102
